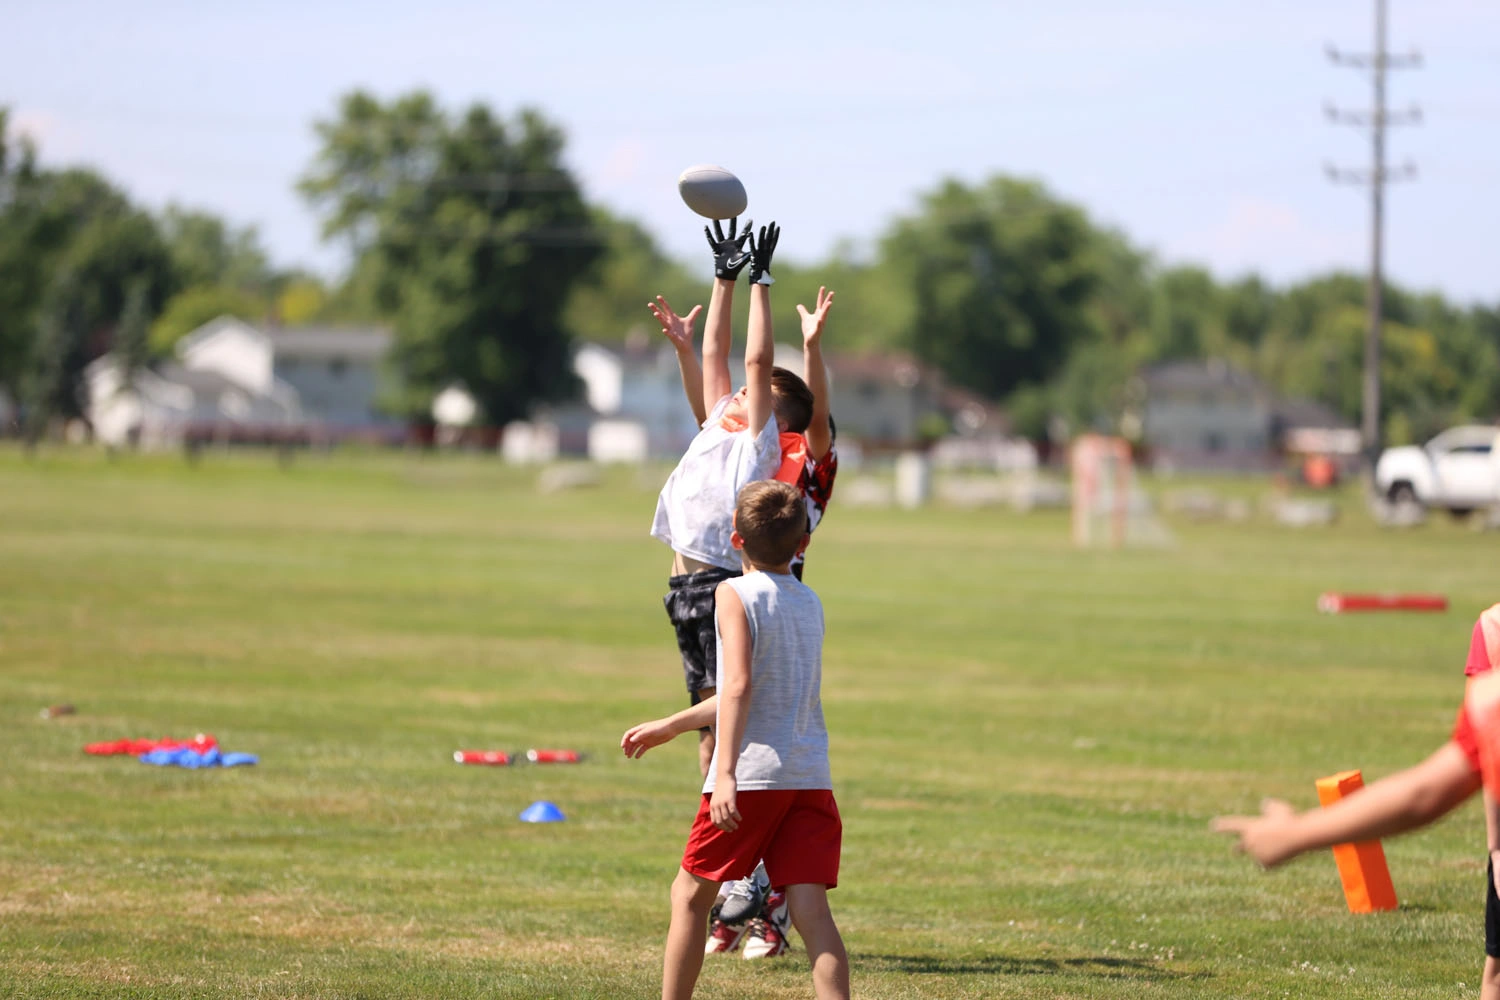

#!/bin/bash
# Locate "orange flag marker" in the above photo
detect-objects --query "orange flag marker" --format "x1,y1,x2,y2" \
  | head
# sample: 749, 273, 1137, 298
1315, 770, 1399, 913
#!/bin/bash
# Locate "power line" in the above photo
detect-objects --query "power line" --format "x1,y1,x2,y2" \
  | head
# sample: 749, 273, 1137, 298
1325, 0, 1421, 464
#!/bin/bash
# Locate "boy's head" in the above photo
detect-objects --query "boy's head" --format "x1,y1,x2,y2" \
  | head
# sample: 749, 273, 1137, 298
724, 367, 814, 433
732, 480, 809, 568
771, 367, 814, 433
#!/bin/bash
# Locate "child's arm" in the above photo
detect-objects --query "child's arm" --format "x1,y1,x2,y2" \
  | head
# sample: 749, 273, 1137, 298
797, 286, 836, 460
646, 295, 707, 426
710, 583, 752, 832
701, 218, 752, 414
620, 695, 718, 759
1212, 741, 1481, 868
743, 222, 781, 435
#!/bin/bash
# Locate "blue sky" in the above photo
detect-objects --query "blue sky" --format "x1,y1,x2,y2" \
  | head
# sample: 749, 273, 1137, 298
7, 0, 1499, 301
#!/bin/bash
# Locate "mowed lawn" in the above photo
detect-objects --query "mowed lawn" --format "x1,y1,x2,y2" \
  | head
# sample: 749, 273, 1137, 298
2, 448, 1498, 999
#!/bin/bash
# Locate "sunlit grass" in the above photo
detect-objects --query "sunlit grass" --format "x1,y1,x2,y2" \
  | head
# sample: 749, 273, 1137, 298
1, 446, 1494, 998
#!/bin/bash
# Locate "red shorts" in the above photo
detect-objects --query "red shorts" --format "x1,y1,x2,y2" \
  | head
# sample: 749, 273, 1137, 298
682, 789, 841, 890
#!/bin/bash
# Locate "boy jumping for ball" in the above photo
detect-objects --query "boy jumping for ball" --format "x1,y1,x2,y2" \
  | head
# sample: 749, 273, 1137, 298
649, 219, 814, 779
708, 285, 840, 952
623, 479, 850, 1000
655, 273, 840, 951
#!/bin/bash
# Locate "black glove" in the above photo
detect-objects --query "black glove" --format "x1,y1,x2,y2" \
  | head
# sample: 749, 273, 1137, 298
704, 217, 753, 281
746, 222, 780, 286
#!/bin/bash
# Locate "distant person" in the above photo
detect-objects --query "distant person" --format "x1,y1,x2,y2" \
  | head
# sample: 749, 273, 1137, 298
622, 480, 850, 1000
1213, 615, 1500, 991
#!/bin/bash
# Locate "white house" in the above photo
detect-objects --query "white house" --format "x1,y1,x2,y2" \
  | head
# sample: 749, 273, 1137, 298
86, 316, 396, 449
86, 355, 300, 449
1141, 360, 1276, 471
179, 317, 394, 428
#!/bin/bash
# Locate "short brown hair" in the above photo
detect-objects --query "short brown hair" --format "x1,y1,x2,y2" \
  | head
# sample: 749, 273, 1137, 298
770, 367, 814, 434
735, 480, 808, 566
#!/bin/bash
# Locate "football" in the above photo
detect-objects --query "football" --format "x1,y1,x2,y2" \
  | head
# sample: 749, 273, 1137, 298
677, 165, 748, 220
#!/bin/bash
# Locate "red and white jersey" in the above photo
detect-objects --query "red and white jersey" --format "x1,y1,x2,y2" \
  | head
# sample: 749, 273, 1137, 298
1465, 604, 1500, 677
790, 444, 838, 579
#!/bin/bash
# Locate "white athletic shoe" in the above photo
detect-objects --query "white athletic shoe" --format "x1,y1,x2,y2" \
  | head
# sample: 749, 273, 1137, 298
741, 890, 791, 959
717, 868, 769, 926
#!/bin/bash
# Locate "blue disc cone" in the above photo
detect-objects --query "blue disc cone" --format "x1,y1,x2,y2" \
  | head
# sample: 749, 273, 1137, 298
519, 800, 566, 823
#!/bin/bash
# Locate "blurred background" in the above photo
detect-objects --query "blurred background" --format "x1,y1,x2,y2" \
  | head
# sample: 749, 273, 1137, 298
4, 0, 1499, 505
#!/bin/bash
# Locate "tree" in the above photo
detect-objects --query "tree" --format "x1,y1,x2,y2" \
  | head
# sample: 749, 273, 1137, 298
22, 202, 174, 432
300, 90, 601, 423
158, 206, 271, 293
149, 284, 266, 354
0, 107, 41, 405
882, 176, 1106, 400
563, 208, 699, 342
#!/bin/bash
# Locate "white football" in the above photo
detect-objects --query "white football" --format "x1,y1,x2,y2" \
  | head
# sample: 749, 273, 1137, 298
677, 165, 748, 220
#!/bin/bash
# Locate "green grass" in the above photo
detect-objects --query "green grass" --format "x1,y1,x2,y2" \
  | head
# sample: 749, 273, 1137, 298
1, 447, 1496, 998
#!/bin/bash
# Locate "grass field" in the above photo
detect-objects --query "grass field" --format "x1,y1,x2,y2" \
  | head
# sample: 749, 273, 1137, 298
2, 447, 1497, 998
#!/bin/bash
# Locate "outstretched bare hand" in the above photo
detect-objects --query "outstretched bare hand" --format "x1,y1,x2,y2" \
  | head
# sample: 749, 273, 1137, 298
646, 295, 703, 352
796, 286, 835, 346
1210, 798, 1301, 869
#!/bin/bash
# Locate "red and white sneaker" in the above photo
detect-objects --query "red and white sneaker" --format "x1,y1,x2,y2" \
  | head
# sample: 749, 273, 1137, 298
704, 904, 748, 954
741, 891, 791, 959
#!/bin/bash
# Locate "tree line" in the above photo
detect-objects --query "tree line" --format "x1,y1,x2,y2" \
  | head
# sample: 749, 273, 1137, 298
3, 95, 1497, 447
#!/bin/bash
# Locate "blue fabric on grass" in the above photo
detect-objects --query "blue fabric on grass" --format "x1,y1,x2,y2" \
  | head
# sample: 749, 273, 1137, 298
138, 747, 257, 768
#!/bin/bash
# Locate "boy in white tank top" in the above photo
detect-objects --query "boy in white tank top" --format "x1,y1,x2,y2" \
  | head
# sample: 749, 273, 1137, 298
622, 480, 850, 1000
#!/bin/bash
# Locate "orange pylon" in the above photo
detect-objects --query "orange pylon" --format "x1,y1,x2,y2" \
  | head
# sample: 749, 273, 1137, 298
1315, 770, 1399, 913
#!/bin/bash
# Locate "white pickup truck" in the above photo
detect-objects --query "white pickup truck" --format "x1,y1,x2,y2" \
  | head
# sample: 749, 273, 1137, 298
1375, 425, 1500, 514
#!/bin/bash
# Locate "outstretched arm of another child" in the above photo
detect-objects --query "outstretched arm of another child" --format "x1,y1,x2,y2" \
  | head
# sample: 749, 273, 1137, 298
743, 223, 780, 435
1212, 741, 1480, 868
797, 286, 836, 461
647, 295, 707, 425
710, 583, 752, 833
620, 695, 718, 759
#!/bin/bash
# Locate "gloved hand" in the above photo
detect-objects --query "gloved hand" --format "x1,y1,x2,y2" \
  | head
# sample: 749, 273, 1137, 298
747, 222, 780, 286
704, 217, 753, 281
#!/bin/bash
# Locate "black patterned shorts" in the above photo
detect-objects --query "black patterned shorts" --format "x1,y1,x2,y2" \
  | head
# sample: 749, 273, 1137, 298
663, 567, 741, 700
1487, 858, 1499, 958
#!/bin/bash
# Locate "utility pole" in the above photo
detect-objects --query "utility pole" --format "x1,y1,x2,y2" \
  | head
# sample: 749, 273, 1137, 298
1326, 0, 1420, 467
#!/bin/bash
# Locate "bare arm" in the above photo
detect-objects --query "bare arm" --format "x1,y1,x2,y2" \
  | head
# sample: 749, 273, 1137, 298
745, 283, 775, 435
1212, 741, 1481, 868
620, 695, 718, 759
797, 286, 836, 460
710, 584, 751, 832
701, 278, 735, 415
743, 223, 781, 435
647, 295, 707, 425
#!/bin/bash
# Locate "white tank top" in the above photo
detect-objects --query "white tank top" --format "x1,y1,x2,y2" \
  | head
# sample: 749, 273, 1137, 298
704, 571, 831, 792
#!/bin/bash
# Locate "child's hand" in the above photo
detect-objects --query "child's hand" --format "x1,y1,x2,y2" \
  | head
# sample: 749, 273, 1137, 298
746, 222, 780, 286
704, 217, 753, 281
1210, 798, 1301, 868
796, 286, 835, 347
646, 295, 703, 353
621, 717, 678, 759
710, 779, 741, 832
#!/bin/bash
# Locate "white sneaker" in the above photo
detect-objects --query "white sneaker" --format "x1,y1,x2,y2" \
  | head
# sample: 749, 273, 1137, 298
717, 868, 769, 926
741, 890, 791, 959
